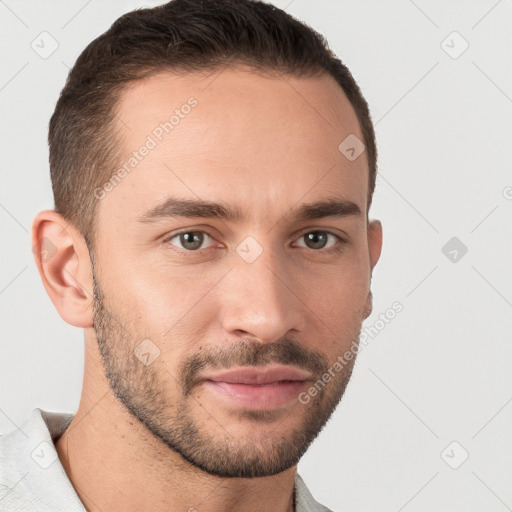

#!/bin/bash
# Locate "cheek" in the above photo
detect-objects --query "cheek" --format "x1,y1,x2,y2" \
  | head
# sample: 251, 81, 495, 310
299, 257, 371, 344
102, 262, 226, 352
311, 278, 368, 332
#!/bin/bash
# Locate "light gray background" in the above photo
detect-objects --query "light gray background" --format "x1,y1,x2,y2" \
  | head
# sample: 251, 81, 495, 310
1, 1, 511, 511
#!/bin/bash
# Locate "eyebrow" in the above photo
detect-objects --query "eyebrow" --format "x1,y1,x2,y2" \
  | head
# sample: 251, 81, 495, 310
137, 196, 362, 224
138, 197, 244, 223
294, 198, 362, 221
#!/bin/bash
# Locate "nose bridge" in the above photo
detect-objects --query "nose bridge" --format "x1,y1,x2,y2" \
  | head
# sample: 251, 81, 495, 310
220, 241, 305, 342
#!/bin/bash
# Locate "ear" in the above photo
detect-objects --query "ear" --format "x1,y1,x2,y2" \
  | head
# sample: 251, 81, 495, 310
367, 219, 383, 272
363, 219, 383, 319
32, 210, 94, 328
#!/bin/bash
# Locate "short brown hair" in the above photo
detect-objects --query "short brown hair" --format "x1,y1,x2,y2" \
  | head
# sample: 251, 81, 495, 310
49, 0, 377, 245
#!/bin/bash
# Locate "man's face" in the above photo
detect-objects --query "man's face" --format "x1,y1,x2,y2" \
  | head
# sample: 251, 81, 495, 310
90, 67, 379, 477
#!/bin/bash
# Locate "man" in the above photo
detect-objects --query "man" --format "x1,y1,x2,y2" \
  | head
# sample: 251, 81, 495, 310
1, 0, 382, 510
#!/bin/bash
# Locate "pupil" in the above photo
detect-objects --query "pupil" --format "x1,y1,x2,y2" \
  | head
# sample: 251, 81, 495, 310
306, 232, 327, 249
181, 232, 203, 250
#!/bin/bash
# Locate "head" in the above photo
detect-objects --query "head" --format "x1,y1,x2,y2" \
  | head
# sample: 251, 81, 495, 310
33, 0, 382, 478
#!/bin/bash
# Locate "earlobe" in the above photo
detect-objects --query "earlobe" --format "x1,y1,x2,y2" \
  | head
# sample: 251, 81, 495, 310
363, 290, 373, 320
32, 210, 94, 328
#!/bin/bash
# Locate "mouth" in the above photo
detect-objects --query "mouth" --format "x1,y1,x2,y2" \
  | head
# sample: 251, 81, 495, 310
201, 364, 312, 410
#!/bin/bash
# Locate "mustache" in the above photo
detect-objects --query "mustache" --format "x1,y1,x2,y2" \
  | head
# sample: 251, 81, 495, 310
180, 338, 329, 395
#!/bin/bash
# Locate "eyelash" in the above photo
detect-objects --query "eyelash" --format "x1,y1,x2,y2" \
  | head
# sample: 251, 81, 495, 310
162, 229, 346, 254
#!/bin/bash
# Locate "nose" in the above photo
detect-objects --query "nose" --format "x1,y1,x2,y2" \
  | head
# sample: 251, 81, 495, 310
218, 247, 307, 343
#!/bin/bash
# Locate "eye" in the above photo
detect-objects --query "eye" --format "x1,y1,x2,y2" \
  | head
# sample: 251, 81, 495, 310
165, 231, 215, 251
294, 230, 341, 250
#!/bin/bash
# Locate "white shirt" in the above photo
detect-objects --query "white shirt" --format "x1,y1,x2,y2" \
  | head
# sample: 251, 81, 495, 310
0, 408, 333, 512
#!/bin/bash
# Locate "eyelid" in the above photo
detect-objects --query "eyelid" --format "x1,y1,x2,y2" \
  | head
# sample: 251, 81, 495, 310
163, 227, 347, 254
162, 229, 222, 250
291, 229, 345, 250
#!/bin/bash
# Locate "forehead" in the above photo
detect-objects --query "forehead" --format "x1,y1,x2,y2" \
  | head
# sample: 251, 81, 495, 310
100, 67, 368, 229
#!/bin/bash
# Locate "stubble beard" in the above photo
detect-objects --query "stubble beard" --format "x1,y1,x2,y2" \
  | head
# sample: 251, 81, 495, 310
91, 267, 359, 478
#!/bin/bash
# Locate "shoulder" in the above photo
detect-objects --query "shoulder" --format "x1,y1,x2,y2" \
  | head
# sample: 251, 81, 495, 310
0, 408, 83, 512
295, 473, 336, 512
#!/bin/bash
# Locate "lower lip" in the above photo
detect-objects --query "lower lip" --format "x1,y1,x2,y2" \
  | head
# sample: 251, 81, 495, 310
203, 380, 307, 410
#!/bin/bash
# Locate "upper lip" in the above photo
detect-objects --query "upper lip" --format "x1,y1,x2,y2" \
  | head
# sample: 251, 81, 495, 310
203, 364, 312, 385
